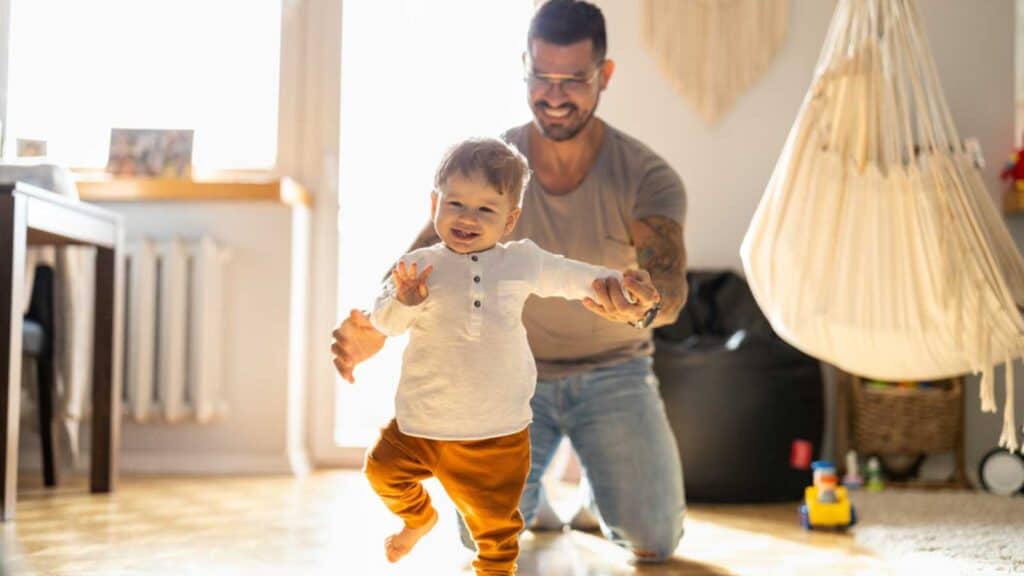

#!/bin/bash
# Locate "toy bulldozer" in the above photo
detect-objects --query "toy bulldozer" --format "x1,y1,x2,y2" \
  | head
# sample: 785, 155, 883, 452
799, 461, 857, 530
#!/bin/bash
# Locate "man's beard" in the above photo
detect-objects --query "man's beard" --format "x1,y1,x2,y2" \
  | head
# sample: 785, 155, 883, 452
531, 98, 598, 142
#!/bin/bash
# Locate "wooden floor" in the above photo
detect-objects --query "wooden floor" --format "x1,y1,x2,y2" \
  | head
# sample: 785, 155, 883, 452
0, 471, 893, 575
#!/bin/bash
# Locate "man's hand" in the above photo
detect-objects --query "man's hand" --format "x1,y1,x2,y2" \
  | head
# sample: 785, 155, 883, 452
392, 260, 434, 306
582, 268, 660, 324
331, 309, 387, 384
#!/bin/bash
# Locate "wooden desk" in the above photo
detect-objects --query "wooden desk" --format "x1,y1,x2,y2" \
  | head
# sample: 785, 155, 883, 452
0, 182, 123, 520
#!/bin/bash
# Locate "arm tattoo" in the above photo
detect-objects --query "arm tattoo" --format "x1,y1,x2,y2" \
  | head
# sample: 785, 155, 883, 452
631, 215, 688, 327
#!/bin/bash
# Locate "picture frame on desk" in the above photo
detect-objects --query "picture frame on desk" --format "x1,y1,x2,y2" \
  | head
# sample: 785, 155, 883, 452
106, 128, 193, 178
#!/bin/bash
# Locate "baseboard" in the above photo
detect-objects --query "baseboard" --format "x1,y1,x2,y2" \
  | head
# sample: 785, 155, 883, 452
288, 447, 312, 476
121, 451, 299, 475
19, 448, 302, 476
311, 451, 365, 469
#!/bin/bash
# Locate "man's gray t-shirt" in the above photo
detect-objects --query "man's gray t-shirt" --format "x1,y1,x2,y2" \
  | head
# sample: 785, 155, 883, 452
503, 122, 687, 379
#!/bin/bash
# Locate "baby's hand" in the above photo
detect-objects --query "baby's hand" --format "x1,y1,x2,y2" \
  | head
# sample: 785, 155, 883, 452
392, 260, 434, 306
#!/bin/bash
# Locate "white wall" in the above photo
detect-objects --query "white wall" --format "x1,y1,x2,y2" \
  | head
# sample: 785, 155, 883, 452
595, 0, 1020, 485
598, 0, 832, 270
100, 202, 310, 474
0, 0, 10, 153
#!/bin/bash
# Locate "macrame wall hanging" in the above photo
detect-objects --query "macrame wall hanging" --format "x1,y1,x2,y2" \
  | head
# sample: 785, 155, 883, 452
741, 0, 1023, 452
639, 0, 789, 124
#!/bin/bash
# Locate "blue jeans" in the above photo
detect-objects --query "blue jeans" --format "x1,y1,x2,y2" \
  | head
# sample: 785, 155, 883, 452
459, 356, 686, 562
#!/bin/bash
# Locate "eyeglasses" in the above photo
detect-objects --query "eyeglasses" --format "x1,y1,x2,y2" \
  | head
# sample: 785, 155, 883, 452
524, 63, 603, 96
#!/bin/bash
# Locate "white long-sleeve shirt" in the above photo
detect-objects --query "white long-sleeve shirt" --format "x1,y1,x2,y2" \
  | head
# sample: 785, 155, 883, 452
371, 239, 622, 440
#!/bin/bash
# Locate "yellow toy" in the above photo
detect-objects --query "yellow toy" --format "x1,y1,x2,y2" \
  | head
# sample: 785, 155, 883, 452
799, 461, 857, 530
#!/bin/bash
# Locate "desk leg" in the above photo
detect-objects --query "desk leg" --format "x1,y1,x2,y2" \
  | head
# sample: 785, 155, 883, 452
90, 246, 121, 493
0, 196, 26, 520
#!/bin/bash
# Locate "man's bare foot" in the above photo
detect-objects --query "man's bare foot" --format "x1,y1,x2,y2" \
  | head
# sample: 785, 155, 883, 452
385, 511, 439, 563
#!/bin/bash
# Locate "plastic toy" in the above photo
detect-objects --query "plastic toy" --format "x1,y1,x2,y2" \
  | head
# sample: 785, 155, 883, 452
800, 461, 857, 530
842, 450, 864, 489
978, 447, 1024, 496
866, 456, 885, 492
1001, 138, 1024, 192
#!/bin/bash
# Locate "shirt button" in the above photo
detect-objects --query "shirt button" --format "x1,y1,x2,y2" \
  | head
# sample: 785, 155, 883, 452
474, 300, 481, 308
471, 255, 478, 262
473, 276, 481, 283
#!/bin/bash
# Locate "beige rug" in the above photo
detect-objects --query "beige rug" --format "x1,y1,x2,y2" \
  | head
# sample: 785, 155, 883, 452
850, 490, 1024, 575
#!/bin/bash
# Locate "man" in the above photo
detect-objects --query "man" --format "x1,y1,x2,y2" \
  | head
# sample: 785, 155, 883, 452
332, 0, 688, 563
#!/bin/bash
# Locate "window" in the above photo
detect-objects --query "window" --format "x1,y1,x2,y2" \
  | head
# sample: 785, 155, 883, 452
5, 0, 280, 170
335, 0, 534, 447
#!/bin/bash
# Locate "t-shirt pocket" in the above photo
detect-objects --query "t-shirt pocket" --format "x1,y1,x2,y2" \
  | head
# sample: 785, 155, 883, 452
496, 280, 528, 328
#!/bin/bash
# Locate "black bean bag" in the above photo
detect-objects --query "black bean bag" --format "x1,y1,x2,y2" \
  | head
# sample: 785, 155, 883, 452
653, 270, 824, 503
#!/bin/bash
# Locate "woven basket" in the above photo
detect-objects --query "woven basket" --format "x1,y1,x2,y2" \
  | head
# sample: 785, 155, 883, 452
852, 379, 961, 455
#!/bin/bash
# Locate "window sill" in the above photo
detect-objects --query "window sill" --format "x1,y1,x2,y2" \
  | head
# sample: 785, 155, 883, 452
73, 171, 311, 208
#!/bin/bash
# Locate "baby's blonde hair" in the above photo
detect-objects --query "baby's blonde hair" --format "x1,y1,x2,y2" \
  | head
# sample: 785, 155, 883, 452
434, 138, 530, 207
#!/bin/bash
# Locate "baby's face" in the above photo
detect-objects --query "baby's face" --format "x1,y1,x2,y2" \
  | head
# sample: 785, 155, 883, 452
432, 172, 520, 254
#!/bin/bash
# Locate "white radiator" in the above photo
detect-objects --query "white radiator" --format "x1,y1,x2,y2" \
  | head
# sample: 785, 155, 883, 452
123, 237, 229, 423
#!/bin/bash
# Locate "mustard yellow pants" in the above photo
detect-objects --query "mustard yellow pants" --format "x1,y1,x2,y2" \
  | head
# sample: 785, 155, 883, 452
364, 419, 531, 576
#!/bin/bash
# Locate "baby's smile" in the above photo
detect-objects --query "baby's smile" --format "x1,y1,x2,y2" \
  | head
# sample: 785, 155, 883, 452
451, 227, 481, 241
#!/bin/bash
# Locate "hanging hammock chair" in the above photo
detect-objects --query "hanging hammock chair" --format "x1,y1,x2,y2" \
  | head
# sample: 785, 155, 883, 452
740, 0, 1023, 452
639, 0, 789, 125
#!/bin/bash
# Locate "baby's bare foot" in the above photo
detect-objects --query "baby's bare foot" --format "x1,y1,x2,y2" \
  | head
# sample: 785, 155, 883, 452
385, 511, 438, 563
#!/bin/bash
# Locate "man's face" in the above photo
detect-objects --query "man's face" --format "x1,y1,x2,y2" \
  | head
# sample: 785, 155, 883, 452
431, 172, 521, 254
525, 39, 611, 142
